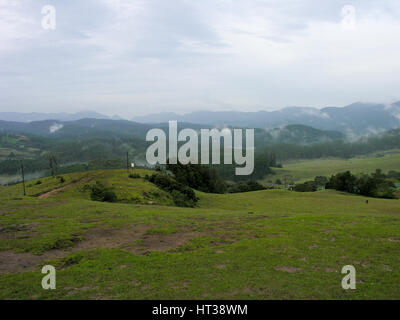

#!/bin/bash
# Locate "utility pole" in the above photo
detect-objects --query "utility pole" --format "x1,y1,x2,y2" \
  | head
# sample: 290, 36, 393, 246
21, 164, 26, 196
49, 155, 57, 177
126, 151, 129, 173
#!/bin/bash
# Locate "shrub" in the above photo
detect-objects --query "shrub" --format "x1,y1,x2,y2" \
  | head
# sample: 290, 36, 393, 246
166, 162, 227, 194
314, 176, 328, 187
148, 173, 198, 207
294, 181, 317, 192
129, 173, 141, 179
228, 181, 266, 193
103, 190, 118, 202
326, 170, 396, 199
89, 181, 117, 203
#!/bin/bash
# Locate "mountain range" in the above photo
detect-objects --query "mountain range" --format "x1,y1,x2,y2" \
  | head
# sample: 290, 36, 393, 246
132, 102, 400, 134
0, 111, 120, 123
1, 102, 400, 135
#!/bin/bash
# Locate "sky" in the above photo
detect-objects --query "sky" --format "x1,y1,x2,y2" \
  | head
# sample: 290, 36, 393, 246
1, 0, 400, 119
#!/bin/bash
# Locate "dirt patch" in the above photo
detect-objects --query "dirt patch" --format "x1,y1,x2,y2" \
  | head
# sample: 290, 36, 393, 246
131, 230, 204, 254
73, 225, 149, 251
274, 266, 302, 273
0, 202, 68, 214
0, 225, 205, 273
74, 225, 203, 254
383, 265, 392, 272
0, 223, 40, 240
37, 177, 90, 199
0, 250, 65, 274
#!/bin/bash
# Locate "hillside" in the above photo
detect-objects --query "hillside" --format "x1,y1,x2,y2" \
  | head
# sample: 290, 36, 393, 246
1, 169, 400, 299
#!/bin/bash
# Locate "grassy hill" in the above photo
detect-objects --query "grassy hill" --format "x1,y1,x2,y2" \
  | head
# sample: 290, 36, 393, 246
0, 169, 399, 299
0, 169, 174, 206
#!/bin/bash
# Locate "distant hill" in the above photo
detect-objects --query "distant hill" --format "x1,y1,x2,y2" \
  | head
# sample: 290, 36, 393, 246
0, 118, 343, 144
258, 124, 345, 145
0, 118, 210, 139
3, 101, 400, 134
0, 111, 119, 123
132, 102, 400, 134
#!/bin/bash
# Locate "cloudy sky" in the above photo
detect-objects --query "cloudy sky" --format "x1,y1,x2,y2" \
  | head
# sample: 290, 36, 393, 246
1, 0, 400, 118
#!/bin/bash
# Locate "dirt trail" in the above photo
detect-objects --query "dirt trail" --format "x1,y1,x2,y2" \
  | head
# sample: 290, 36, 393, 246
37, 177, 90, 199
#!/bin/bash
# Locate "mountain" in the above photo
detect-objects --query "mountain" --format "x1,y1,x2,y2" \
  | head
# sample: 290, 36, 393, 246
257, 124, 345, 145
0, 118, 209, 139
0, 117, 347, 148
132, 102, 400, 134
0, 111, 118, 122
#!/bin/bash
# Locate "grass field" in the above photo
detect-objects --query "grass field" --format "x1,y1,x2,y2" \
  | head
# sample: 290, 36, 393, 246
264, 149, 400, 185
1, 169, 400, 300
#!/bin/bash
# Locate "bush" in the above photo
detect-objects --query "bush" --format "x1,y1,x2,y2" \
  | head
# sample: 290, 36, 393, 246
314, 176, 328, 187
228, 181, 266, 193
148, 173, 198, 207
166, 162, 227, 194
170, 190, 196, 207
103, 190, 118, 202
129, 173, 141, 179
89, 181, 117, 203
294, 181, 317, 192
326, 170, 396, 199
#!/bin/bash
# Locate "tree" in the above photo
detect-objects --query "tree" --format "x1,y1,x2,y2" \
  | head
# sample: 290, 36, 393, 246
314, 176, 328, 187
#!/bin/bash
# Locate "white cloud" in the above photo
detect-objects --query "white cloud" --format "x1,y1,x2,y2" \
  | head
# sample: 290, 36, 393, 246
49, 123, 63, 133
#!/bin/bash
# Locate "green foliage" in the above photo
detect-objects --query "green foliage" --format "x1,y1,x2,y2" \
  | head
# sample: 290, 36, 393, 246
294, 181, 317, 192
262, 129, 400, 162
88, 159, 125, 170
326, 170, 396, 199
215, 151, 276, 182
148, 173, 198, 207
167, 162, 227, 194
89, 181, 117, 203
314, 176, 328, 187
129, 173, 141, 179
228, 181, 266, 193
387, 170, 400, 180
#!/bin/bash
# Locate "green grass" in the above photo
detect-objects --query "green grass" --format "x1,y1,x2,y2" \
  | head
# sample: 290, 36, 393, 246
0, 169, 400, 300
264, 149, 400, 184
